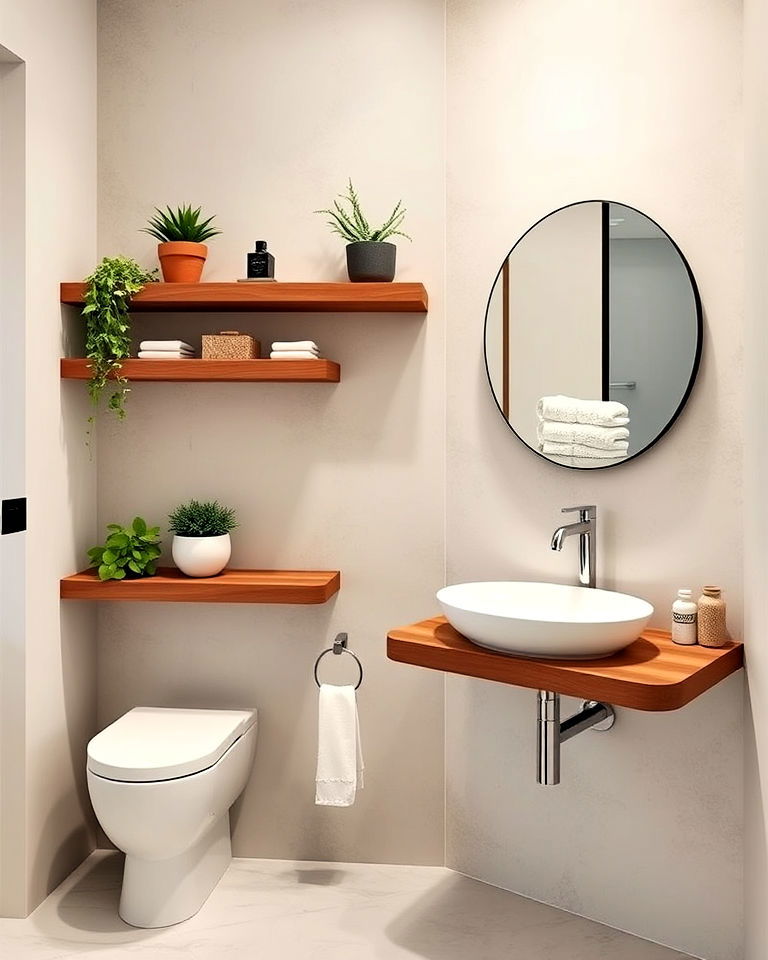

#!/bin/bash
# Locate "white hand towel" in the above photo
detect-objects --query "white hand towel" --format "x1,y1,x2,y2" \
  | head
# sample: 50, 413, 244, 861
272, 341, 319, 352
270, 350, 320, 360
537, 395, 630, 427
139, 340, 194, 352
537, 420, 630, 450
540, 440, 629, 459
138, 351, 196, 359
315, 684, 364, 807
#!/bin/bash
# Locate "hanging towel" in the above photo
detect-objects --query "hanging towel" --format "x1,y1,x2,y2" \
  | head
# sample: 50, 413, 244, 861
315, 684, 364, 807
537, 420, 630, 451
271, 341, 319, 353
270, 350, 320, 360
139, 340, 194, 353
138, 350, 196, 359
537, 395, 630, 427
540, 440, 629, 459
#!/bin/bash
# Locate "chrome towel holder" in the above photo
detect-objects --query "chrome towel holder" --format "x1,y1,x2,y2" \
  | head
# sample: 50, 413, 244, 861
314, 632, 363, 690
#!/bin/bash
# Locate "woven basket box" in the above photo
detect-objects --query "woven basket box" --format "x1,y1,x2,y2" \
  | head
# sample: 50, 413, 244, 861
202, 330, 260, 360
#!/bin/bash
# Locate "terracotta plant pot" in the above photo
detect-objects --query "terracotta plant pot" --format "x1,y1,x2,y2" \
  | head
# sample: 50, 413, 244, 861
157, 241, 208, 283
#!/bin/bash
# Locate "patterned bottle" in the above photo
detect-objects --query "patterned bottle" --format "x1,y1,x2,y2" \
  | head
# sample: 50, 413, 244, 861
672, 589, 697, 646
697, 586, 728, 648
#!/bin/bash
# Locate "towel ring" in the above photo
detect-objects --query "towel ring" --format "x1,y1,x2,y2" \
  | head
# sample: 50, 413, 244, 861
314, 632, 363, 690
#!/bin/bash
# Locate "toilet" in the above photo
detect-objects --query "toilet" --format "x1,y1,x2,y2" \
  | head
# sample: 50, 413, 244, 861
87, 706, 258, 928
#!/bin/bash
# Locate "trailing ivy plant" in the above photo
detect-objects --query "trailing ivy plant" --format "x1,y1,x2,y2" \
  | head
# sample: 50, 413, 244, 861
88, 517, 162, 581
142, 204, 222, 243
168, 499, 238, 537
82, 256, 156, 421
315, 179, 411, 244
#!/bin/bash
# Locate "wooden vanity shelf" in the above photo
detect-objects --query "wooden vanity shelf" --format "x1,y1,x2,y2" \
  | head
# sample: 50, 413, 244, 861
60, 358, 340, 383
61, 568, 341, 604
60, 281, 428, 313
387, 617, 743, 711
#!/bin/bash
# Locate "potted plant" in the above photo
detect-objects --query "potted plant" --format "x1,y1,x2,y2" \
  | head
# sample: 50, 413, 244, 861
142, 204, 222, 283
88, 517, 161, 581
315, 179, 410, 282
168, 499, 238, 577
83, 256, 157, 422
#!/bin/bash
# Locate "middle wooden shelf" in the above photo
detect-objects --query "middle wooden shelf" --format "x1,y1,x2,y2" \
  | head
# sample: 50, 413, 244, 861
60, 358, 341, 383
61, 568, 341, 604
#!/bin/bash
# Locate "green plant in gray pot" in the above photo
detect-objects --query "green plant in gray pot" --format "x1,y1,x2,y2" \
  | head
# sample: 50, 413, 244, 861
168, 499, 238, 577
315, 179, 410, 282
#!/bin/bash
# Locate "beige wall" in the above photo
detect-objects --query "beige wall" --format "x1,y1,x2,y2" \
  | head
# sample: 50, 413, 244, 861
0, 0, 98, 916
96, 0, 446, 865
445, 2, 743, 958
744, 0, 768, 957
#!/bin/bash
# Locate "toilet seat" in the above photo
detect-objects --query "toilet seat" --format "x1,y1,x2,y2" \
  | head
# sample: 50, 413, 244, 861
87, 706, 258, 783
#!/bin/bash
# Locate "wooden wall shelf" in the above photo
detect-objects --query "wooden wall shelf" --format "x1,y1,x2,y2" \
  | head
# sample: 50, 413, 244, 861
61, 568, 341, 604
60, 358, 340, 383
387, 616, 743, 711
60, 281, 428, 313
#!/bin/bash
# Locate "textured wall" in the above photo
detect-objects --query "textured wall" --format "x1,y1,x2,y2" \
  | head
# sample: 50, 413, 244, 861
444, 1, 743, 957
96, 0, 446, 866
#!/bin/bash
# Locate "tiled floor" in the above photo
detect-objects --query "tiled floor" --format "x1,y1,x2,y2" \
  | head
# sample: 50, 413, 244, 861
0, 851, 693, 959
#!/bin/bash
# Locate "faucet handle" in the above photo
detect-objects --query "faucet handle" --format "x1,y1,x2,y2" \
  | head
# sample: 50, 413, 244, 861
561, 505, 597, 519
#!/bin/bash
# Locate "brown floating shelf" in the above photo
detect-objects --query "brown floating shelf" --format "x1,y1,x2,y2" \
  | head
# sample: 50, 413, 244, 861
62, 567, 341, 604
387, 616, 743, 711
60, 281, 428, 313
60, 358, 340, 383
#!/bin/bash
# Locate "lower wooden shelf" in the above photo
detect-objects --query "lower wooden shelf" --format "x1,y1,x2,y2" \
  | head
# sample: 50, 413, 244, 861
60, 358, 340, 383
61, 568, 341, 604
387, 616, 744, 711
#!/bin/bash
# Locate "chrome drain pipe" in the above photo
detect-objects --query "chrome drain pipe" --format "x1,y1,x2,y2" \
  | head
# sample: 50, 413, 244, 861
537, 690, 615, 785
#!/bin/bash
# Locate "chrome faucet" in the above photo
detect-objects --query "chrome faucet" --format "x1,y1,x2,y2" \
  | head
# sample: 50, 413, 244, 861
551, 505, 597, 589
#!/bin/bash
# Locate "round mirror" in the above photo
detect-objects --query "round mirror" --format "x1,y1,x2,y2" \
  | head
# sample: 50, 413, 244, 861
484, 201, 702, 469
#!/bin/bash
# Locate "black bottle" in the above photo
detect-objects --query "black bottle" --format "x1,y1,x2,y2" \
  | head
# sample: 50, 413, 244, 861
247, 240, 275, 279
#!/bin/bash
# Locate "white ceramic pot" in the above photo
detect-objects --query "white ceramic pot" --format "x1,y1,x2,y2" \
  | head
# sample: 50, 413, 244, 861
172, 534, 231, 578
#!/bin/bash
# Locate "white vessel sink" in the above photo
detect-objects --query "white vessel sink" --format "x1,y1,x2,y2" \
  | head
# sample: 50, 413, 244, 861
437, 581, 654, 659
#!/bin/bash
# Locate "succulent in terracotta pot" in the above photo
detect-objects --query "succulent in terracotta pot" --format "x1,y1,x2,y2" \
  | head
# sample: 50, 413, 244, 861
315, 180, 410, 282
142, 204, 222, 282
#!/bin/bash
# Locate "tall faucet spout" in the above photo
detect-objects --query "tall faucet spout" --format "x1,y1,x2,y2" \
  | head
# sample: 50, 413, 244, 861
551, 528, 567, 551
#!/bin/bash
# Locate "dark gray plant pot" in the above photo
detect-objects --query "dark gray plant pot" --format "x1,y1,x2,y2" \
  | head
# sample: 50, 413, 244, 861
346, 241, 396, 283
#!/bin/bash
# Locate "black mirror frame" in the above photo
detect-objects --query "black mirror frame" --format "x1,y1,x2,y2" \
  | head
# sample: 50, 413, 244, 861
483, 199, 704, 470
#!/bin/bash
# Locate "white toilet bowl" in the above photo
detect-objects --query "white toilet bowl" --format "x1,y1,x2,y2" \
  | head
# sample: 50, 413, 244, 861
87, 706, 257, 928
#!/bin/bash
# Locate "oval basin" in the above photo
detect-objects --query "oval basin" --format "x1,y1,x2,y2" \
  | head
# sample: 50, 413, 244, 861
437, 581, 654, 659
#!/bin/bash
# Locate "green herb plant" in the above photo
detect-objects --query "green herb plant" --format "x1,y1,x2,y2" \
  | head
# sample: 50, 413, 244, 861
168, 500, 238, 537
142, 204, 222, 243
88, 517, 162, 581
315, 180, 410, 244
82, 256, 156, 423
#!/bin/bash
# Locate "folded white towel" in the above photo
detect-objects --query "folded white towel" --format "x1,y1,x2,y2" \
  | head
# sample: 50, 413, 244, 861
537, 420, 630, 451
139, 340, 194, 352
138, 351, 196, 359
270, 350, 320, 360
272, 341, 319, 352
537, 395, 630, 427
540, 440, 629, 459
315, 684, 364, 807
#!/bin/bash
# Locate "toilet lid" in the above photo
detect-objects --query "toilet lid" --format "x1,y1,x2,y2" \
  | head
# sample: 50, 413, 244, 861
87, 706, 258, 782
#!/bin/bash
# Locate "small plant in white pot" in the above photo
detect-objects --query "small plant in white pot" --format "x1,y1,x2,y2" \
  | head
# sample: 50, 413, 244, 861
168, 499, 238, 578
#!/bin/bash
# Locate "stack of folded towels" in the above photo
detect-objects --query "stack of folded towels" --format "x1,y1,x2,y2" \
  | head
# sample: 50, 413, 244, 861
270, 340, 321, 360
138, 340, 196, 359
537, 395, 630, 462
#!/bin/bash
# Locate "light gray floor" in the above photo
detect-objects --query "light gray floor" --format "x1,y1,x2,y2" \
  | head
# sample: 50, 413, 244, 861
0, 851, 693, 959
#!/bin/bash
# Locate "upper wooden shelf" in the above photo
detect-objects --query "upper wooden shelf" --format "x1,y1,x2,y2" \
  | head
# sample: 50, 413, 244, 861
387, 616, 743, 711
61, 567, 341, 604
60, 358, 340, 383
60, 281, 428, 313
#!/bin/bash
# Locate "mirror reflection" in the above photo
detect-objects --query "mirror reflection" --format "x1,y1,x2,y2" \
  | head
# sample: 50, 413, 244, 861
485, 201, 702, 469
